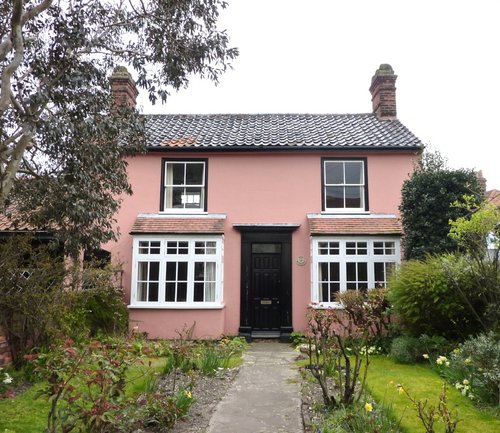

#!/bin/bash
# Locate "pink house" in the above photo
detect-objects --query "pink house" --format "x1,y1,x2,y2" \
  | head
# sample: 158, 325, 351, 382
106, 64, 422, 341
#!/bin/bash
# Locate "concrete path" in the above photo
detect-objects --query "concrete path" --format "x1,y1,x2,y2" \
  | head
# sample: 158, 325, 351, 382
206, 341, 304, 433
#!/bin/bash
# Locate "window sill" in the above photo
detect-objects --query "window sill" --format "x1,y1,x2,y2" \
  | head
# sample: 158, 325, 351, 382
320, 210, 370, 216
128, 303, 225, 310
158, 210, 208, 215
309, 302, 344, 310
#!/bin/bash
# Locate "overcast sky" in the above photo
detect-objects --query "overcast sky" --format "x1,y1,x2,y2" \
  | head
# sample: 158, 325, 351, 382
138, 0, 500, 190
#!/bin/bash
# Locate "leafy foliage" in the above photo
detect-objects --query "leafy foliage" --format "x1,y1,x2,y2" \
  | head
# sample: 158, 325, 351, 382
388, 254, 485, 339
0, 235, 127, 364
0, 0, 238, 257
399, 150, 483, 260
0, 235, 66, 365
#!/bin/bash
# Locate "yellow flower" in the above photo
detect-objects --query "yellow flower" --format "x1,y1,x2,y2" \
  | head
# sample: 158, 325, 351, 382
422, 353, 429, 359
185, 390, 192, 399
397, 384, 405, 395
364, 402, 373, 412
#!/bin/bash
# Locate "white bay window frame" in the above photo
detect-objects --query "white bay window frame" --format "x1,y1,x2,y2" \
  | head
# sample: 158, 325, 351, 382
130, 235, 223, 309
311, 236, 400, 307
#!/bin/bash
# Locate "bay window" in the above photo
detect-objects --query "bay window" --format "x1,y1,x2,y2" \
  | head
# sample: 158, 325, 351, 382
131, 236, 223, 308
311, 237, 400, 306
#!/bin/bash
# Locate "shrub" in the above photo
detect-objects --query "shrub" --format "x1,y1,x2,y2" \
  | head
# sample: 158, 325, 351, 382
306, 289, 391, 407
390, 336, 422, 364
388, 254, 482, 339
61, 264, 128, 341
0, 235, 66, 365
437, 333, 500, 407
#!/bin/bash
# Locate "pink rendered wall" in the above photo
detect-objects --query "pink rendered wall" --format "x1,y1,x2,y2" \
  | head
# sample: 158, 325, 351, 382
107, 150, 417, 338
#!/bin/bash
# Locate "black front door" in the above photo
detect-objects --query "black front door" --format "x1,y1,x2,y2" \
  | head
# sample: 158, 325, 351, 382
236, 227, 296, 341
251, 244, 282, 330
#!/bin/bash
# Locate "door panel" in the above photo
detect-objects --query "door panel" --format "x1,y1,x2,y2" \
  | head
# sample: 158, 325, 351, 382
251, 251, 281, 330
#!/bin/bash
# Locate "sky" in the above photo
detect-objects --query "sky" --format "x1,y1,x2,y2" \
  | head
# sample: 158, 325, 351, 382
138, 0, 500, 190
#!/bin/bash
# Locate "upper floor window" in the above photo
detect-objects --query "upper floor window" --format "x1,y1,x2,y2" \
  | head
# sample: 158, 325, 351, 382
322, 159, 367, 212
162, 160, 207, 212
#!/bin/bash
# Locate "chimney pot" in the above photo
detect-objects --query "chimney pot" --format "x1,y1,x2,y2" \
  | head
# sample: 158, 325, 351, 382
110, 66, 138, 111
369, 64, 397, 120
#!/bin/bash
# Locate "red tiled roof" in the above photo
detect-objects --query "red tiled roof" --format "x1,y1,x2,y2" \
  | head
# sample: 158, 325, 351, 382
487, 189, 500, 207
308, 216, 402, 235
130, 215, 225, 234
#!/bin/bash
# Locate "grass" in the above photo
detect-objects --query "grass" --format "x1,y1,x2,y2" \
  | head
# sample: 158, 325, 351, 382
0, 357, 165, 433
366, 356, 500, 433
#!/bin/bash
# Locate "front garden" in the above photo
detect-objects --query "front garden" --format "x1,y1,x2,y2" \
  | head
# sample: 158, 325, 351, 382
298, 196, 500, 433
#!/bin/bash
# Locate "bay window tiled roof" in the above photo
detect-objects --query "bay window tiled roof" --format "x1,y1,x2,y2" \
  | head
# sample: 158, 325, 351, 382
130, 214, 225, 234
308, 214, 402, 235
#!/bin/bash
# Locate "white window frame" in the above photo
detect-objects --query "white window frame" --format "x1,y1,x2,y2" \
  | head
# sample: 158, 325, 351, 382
323, 159, 366, 213
311, 236, 400, 307
162, 160, 207, 214
130, 235, 224, 309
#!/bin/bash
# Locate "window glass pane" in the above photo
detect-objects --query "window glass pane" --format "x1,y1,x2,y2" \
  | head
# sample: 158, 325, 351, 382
330, 262, 340, 280
165, 283, 175, 302
374, 262, 385, 284
346, 262, 356, 281
179, 242, 188, 254
345, 186, 362, 208
325, 186, 343, 208
138, 282, 147, 301
177, 282, 187, 302
194, 282, 204, 302
320, 282, 329, 302
344, 161, 363, 184
184, 187, 202, 208
149, 283, 159, 302
186, 163, 204, 184
325, 161, 344, 184
149, 262, 159, 281
150, 242, 160, 254
252, 243, 282, 253
205, 282, 215, 302
171, 163, 185, 185
178, 261, 188, 280
166, 262, 176, 280
137, 262, 148, 280
358, 262, 368, 281
195, 262, 204, 281
138, 241, 149, 254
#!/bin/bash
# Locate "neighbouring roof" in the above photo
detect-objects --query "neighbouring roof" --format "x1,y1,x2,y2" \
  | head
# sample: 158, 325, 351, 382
487, 189, 500, 207
308, 215, 402, 235
130, 214, 226, 234
145, 113, 422, 150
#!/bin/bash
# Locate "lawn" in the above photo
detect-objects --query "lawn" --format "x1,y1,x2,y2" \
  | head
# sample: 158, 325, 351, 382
366, 356, 500, 433
0, 357, 165, 433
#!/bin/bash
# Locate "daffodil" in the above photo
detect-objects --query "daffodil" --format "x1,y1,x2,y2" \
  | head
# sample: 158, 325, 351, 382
364, 402, 373, 412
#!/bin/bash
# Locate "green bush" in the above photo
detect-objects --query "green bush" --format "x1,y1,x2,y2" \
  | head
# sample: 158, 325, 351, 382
390, 336, 422, 364
388, 255, 482, 339
446, 333, 500, 406
61, 265, 128, 341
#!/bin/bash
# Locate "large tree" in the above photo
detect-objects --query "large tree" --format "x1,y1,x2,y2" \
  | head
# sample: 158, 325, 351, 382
0, 0, 237, 256
400, 150, 484, 260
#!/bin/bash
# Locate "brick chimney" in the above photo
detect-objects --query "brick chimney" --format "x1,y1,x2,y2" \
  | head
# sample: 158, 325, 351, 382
110, 66, 138, 111
369, 64, 397, 120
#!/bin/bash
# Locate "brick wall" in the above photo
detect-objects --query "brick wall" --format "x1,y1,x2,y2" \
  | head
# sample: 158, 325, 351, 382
0, 328, 12, 366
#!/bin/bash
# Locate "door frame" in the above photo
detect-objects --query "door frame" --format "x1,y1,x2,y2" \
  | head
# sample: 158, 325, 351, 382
234, 224, 299, 341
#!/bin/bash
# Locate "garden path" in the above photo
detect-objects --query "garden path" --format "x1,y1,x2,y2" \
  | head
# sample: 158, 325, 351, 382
206, 340, 303, 433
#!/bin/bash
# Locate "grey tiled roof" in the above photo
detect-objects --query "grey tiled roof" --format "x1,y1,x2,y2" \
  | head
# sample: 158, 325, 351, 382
145, 113, 422, 150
